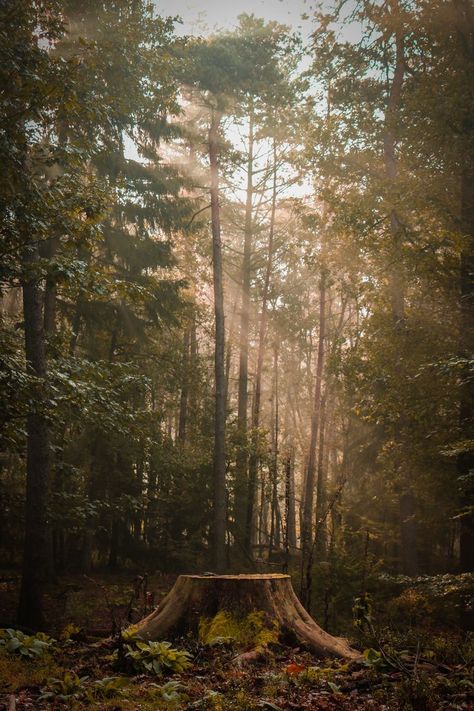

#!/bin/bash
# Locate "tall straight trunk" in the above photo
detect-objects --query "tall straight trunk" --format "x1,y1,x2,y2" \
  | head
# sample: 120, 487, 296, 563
383, 5, 418, 576
42, 123, 65, 340
209, 108, 227, 572
178, 329, 190, 443
43, 237, 58, 337
42, 235, 59, 574
108, 519, 119, 568
315, 391, 329, 560
459, 163, 474, 577
225, 298, 237, 403
257, 468, 267, 547
18, 247, 50, 629
283, 454, 292, 571
146, 465, 158, 546
235, 111, 254, 539
287, 450, 297, 550
300, 270, 326, 609
68, 245, 91, 355
268, 343, 280, 557
455, 1, 474, 619
282, 395, 297, 557
299, 454, 308, 541
188, 318, 198, 428
246, 139, 278, 553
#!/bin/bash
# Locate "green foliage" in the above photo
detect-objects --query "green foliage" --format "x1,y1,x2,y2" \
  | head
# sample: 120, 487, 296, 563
379, 573, 474, 627
362, 647, 387, 671
40, 672, 129, 704
120, 625, 141, 644
0, 629, 56, 659
90, 675, 129, 699
122, 638, 192, 676
60, 623, 83, 642
284, 661, 349, 688
148, 680, 184, 703
39, 671, 89, 702
353, 594, 373, 634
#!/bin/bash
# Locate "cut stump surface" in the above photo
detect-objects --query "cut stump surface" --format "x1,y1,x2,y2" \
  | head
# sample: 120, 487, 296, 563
134, 574, 359, 660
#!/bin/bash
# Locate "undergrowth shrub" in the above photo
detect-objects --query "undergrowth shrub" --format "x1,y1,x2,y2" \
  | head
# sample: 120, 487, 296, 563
0, 629, 56, 658
116, 627, 191, 676
39, 671, 89, 702
124, 640, 191, 675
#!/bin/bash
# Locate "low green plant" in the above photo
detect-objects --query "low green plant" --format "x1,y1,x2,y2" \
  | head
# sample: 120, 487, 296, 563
39, 671, 89, 702
124, 639, 192, 675
0, 629, 56, 659
148, 679, 184, 702
120, 625, 141, 643
362, 647, 388, 671
91, 675, 129, 698
189, 689, 223, 709
60, 623, 83, 642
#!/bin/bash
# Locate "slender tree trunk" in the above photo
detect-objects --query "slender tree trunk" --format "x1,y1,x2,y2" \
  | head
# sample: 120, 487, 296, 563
178, 329, 190, 443
287, 450, 297, 550
108, 519, 119, 568
383, 5, 418, 576
455, 1, 474, 628
459, 164, 474, 576
18, 247, 50, 629
246, 139, 278, 553
68, 245, 91, 356
258, 468, 270, 547
209, 108, 226, 572
315, 391, 329, 560
299, 454, 308, 543
268, 343, 280, 557
235, 110, 254, 541
283, 454, 291, 571
225, 298, 237, 404
146, 462, 158, 546
300, 270, 327, 609
384, 15, 406, 325
42, 235, 59, 576
43, 237, 58, 337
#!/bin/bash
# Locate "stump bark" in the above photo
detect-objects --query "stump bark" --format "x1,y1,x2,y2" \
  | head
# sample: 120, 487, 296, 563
134, 574, 359, 660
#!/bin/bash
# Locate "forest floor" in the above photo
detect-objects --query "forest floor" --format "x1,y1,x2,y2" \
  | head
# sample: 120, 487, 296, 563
0, 571, 472, 710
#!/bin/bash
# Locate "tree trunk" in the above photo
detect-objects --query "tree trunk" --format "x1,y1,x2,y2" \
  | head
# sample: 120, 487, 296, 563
18, 250, 50, 629
315, 391, 329, 561
300, 270, 326, 608
134, 574, 359, 660
43, 237, 58, 338
268, 343, 280, 557
454, 0, 474, 629
235, 111, 254, 537
459, 163, 474, 578
209, 108, 227, 572
399, 492, 418, 576
225, 298, 237, 405
384, 3, 419, 576
285, 450, 297, 551
246, 139, 278, 554
178, 329, 190, 443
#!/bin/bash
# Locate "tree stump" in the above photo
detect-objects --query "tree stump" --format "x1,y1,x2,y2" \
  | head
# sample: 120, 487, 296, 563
134, 574, 359, 660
